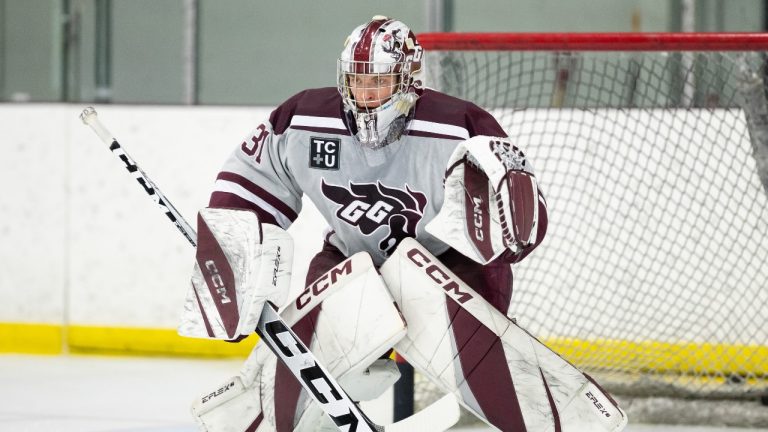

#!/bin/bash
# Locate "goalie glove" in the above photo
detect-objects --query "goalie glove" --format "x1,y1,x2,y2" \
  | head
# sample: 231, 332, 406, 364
426, 135, 544, 265
178, 207, 293, 341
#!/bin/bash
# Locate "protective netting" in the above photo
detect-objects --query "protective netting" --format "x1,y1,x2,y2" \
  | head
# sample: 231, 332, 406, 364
414, 45, 768, 416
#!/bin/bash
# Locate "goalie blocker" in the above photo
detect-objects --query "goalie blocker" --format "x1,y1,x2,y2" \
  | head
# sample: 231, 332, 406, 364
382, 238, 628, 432
178, 208, 293, 340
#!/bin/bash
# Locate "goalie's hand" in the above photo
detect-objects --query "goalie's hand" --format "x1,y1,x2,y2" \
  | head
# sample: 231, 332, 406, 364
426, 135, 544, 265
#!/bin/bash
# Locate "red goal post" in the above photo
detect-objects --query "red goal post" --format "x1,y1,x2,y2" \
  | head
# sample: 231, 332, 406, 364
418, 32, 768, 51
408, 31, 768, 424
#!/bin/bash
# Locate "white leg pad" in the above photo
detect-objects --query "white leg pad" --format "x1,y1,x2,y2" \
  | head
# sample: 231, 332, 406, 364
380, 238, 628, 432
192, 343, 277, 431
192, 252, 406, 432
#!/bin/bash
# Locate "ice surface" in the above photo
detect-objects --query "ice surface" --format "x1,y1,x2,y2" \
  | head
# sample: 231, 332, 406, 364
0, 354, 764, 432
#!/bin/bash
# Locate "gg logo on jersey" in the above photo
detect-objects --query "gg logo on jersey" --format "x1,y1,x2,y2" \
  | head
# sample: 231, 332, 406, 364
321, 179, 427, 257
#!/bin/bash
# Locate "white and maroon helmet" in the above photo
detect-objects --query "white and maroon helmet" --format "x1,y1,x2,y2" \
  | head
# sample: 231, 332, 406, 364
337, 16, 424, 148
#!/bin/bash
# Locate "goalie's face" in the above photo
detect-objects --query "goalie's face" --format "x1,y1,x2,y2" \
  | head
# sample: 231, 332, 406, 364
346, 73, 399, 109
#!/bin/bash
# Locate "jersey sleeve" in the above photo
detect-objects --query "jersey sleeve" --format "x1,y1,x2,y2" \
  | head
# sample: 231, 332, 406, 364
465, 102, 509, 138
209, 108, 302, 229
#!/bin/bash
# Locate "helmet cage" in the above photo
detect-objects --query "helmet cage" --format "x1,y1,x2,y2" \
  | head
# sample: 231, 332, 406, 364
337, 60, 411, 113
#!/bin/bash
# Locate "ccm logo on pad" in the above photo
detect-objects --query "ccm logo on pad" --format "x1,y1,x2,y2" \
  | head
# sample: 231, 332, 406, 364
204, 260, 232, 304
472, 196, 485, 241
295, 260, 353, 310
406, 248, 473, 304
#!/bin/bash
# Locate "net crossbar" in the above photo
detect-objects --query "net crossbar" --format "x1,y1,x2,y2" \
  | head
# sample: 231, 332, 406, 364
411, 32, 768, 426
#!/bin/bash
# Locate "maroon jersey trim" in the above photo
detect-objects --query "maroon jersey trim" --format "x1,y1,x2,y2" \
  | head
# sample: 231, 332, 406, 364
216, 171, 299, 222
269, 88, 347, 135
208, 192, 280, 227
290, 126, 350, 135
413, 89, 509, 138
405, 129, 466, 141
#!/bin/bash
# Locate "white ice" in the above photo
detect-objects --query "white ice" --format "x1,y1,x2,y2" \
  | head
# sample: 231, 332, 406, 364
0, 354, 765, 432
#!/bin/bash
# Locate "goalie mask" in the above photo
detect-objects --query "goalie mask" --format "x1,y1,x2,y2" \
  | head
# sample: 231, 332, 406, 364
337, 16, 424, 149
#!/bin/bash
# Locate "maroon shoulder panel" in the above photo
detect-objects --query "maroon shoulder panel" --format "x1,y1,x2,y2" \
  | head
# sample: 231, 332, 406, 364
465, 101, 508, 137
413, 89, 508, 137
413, 89, 472, 125
269, 87, 345, 134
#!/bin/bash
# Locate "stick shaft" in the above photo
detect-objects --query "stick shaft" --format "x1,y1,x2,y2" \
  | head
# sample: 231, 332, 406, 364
80, 107, 198, 247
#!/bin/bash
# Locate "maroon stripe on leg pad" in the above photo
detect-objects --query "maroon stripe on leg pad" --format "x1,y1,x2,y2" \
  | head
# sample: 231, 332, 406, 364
195, 213, 240, 339
540, 368, 561, 432
447, 299, 527, 431
245, 412, 264, 432
274, 307, 322, 432
192, 283, 215, 338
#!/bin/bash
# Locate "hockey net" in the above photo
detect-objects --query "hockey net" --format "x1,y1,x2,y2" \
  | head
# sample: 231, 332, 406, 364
415, 32, 768, 426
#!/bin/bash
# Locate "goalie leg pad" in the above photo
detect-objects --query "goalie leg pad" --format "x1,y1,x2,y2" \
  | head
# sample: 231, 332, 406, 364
380, 238, 628, 432
192, 343, 277, 432
194, 252, 406, 432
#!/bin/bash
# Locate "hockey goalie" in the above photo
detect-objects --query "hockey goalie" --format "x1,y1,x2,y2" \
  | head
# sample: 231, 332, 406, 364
177, 15, 628, 432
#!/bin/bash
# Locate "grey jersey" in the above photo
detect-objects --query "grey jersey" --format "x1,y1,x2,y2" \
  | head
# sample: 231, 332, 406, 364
210, 87, 510, 265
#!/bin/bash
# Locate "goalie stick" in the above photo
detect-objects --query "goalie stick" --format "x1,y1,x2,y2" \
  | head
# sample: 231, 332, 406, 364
79, 106, 459, 432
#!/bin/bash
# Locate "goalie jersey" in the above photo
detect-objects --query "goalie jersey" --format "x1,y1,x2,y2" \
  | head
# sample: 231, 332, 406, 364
209, 87, 547, 266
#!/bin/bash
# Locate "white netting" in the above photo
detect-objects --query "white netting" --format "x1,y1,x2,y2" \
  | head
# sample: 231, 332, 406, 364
411, 41, 768, 425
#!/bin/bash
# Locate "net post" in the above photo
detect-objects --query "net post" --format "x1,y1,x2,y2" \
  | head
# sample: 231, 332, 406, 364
393, 353, 414, 421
